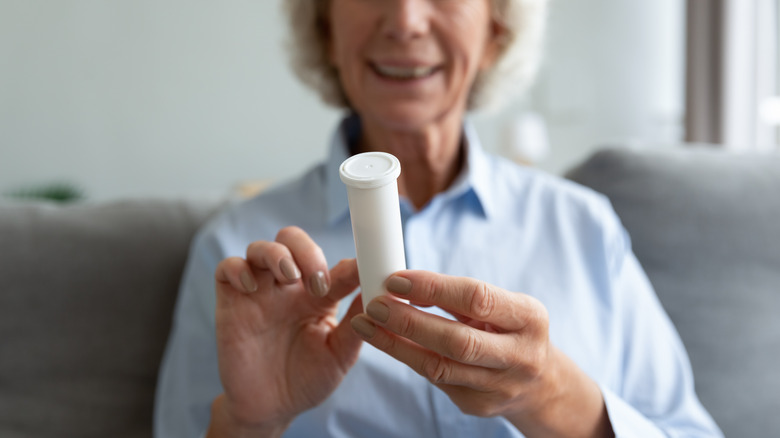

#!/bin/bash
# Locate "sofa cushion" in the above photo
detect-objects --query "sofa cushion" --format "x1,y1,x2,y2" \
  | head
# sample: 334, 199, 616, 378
0, 199, 219, 438
567, 146, 780, 437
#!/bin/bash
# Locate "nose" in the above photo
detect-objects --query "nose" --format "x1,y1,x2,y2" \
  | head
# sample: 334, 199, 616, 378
382, 0, 431, 41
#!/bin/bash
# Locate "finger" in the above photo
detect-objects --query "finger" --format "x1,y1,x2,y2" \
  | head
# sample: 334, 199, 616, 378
275, 226, 330, 297
386, 271, 546, 332
350, 314, 496, 388
366, 297, 519, 369
450, 311, 490, 331
329, 294, 365, 371
245, 241, 301, 286
215, 256, 257, 294
324, 259, 360, 303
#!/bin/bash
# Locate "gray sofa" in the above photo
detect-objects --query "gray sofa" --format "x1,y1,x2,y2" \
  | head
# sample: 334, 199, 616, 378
1, 147, 778, 437
567, 147, 780, 437
0, 200, 220, 438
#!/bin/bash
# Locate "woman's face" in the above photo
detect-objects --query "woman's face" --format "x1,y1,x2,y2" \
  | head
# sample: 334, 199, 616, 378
328, 0, 500, 132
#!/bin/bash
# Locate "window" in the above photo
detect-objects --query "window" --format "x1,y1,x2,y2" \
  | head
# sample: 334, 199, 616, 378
755, 0, 779, 150
685, 0, 780, 151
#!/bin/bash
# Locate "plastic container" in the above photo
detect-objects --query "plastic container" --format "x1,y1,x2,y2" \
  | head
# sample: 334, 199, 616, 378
340, 152, 406, 311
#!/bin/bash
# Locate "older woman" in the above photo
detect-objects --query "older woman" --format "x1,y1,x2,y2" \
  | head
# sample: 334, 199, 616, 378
155, 1, 721, 437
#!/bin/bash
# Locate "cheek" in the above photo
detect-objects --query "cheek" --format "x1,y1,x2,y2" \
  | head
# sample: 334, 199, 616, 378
331, 31, 373, 83
328, 11, 356, 68
444, 35, 490, 88
441, 5, 494, 73
329, 3, 378, 70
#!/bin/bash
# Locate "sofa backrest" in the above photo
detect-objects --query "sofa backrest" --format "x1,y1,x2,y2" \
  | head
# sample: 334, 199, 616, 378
567, 146, 780, 437
0, 199, 220, 438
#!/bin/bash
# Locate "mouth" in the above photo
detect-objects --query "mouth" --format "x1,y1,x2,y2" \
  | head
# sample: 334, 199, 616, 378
370, 62, 440, 81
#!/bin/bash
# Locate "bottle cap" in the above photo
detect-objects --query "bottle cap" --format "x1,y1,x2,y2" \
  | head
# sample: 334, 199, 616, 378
339, 152, 401, 189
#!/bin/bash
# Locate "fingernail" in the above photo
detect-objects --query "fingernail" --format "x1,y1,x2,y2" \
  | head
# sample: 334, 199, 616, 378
351, 315, 377, 339
240, 270, 258, 293
310, 271, 329, 297
279, 257, 301, 281
386, 276, 412, 295
366, 300, 390, 323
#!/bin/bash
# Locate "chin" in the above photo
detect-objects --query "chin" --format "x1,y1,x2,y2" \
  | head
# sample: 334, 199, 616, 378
362, 103, 456, 133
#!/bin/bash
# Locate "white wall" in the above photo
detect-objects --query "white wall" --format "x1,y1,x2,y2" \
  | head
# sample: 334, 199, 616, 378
474, 0, 686, 174
0, 0, 340, 200
0, 0, 684, 200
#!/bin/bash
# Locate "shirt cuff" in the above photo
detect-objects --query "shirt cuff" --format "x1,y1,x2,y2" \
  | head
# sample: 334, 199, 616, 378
601, 386, 666, 438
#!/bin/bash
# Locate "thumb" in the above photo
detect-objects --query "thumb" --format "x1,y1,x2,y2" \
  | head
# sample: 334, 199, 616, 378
330, 294, 365, 371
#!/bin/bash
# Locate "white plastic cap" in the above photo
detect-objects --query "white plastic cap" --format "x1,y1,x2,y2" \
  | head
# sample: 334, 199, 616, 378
339, 152, 401, 189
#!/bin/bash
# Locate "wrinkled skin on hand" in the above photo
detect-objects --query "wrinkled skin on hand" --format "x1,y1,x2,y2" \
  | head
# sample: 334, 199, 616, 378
213, 226, 364, 431
351, 271, 613, 437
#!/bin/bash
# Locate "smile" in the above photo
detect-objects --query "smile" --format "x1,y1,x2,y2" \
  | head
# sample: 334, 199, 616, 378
371, 63, 439, 80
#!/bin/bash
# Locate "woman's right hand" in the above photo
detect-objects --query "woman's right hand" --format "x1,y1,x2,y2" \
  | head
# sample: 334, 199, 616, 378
206, 226, 364, 437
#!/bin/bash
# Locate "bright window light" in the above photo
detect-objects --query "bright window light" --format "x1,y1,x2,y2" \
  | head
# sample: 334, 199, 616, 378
759, 97, 780, 125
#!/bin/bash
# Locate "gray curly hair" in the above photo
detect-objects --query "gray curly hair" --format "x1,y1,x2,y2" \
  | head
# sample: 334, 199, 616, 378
283, 0, 548, 111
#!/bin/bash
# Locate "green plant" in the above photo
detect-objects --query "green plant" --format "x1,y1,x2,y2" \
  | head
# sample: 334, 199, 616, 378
6, 182, 84, 202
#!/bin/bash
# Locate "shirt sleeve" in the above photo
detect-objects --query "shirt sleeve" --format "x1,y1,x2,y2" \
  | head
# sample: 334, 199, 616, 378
600, 211, 723, 437
153, 227, 226, 438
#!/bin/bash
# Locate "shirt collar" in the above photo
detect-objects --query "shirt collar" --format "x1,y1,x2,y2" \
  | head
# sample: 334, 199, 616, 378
450, 118, 496, 219
324, 114, 496, 225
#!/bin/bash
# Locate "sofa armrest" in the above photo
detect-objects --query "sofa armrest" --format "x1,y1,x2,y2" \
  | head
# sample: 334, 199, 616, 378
0, 199, 220, 438
567, 146, 780, 437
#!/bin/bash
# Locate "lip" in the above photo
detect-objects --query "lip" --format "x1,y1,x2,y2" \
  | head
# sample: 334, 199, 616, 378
370, 57, 440, 68
368, 61, 443, 83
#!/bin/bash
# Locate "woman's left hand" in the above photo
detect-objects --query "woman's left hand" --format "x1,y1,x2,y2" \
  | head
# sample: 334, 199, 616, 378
350, 271, 614, 438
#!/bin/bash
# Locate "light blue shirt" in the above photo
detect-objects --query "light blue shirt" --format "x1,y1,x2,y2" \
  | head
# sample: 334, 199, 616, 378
154, 116, 722, 437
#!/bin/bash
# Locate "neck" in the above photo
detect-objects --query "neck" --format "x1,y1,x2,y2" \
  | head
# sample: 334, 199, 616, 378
356, 112, 465, 210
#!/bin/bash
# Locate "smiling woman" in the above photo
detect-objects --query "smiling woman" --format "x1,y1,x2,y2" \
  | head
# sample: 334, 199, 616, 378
285, 0, 546, 111
328, 0, 497, 136
153, 1, 723, 437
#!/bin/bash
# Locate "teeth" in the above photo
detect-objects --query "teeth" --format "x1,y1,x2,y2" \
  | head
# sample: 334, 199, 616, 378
374, 64, 436, 79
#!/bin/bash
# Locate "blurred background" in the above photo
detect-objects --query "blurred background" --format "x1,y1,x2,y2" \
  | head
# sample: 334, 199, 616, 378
1, 0, 778, 201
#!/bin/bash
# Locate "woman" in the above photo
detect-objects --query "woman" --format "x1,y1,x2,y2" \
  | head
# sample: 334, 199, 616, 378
155, 1, 722, 437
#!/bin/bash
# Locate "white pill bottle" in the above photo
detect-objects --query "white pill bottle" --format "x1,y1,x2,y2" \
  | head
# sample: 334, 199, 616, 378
340, 152, 407, 311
